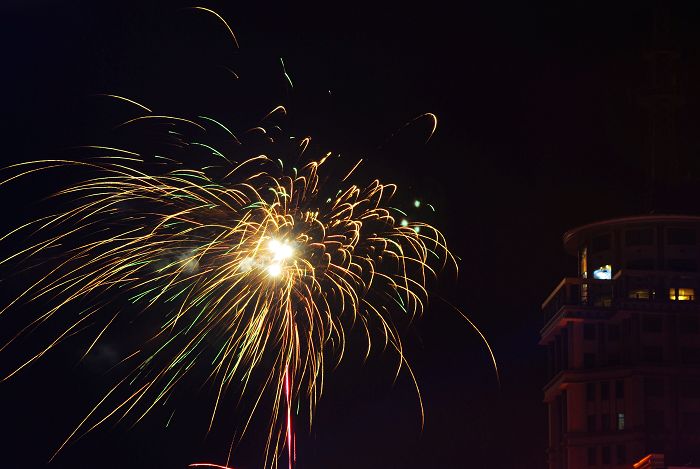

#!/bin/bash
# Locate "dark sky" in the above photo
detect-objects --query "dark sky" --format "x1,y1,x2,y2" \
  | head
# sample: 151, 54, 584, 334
3, 2, 700, 468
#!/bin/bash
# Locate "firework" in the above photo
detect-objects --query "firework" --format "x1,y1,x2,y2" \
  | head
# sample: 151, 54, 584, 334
0, 9, 496, 469
0, 103, 461, 467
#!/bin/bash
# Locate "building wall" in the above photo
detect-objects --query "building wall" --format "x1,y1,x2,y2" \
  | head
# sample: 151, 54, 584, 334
542, 216, 700, 469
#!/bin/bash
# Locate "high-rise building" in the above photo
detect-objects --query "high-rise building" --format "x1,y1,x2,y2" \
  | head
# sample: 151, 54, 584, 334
541, 215, 700, 469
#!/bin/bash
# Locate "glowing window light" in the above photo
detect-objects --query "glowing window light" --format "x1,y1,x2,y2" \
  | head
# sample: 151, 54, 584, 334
593, 264, 612, 280
628, 289, 651, 300
669, 287, 695, 301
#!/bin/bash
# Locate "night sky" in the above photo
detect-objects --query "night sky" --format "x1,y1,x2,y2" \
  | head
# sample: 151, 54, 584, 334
3, 2, 700, 468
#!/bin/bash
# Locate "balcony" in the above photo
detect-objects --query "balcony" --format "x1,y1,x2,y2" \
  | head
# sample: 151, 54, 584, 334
542, 269, 700, 325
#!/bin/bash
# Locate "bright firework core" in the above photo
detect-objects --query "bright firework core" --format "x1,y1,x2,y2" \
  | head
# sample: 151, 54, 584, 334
267, 239, 294, 277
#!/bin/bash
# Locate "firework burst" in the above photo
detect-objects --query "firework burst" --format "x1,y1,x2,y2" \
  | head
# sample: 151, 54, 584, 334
0, 101, 462, 467
0, 9, 496, 469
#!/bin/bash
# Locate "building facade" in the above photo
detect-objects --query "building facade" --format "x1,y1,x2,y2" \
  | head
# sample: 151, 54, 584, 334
541, 215, 700, 469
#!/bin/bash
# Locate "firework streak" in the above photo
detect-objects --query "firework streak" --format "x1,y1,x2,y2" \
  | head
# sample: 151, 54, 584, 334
0, 8, 500, 468
0, 99, 464, 467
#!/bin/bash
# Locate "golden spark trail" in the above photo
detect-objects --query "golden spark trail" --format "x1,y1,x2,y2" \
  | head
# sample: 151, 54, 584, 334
0, 129, 461, 467
0, 10, 496, 468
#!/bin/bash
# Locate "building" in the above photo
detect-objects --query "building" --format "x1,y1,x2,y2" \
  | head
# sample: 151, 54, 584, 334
541, 215, 700, 469
632, 452, 700, 469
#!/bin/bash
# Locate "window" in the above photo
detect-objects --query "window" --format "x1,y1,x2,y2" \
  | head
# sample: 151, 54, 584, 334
600, 382, 609, 400
667, 227, 696, 245
607, 353, 620, 366
608, 324, 620, 340
648, 439, 664, 452
593, 264, 612, 280
646, 410, 664, 430
668, 259, 698, 272
616, 444, 626, 464
626, 228, 653, 246
628, 288, 652, 299
602, 446, 611, 464
626, 258, 655, 270
584, 353, 595, 369
586, 382, 596, 402
644, 377, 665, 398
679, 287, 695, 301
587, 447, 596, 466
587, 414, 596, 432
592, 234, 611, 253
615, 380, 624, 399
594, 294, 612, 307
601, 413, 610, 431
681, 379, 700, 399
642, 346, 663, 363
681, 347, 700, 364
680, 316, 700, 334
622, 318, 631, 337
642, 316, 663, 333
617, 412, 625, 430
561, 391, 568, 432
669, 287, 695, 301
580, 246, 588, 279
682, 412, 700, 433
584, 323, 596, 340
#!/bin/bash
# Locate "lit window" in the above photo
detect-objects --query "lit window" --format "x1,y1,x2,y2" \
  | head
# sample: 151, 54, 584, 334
580, 246, 588, 279
628, 289, 651, 299
593, 265, 612, 280
669, 287, 695, 301
679, 288, 695, 301
617, 412, 625, 430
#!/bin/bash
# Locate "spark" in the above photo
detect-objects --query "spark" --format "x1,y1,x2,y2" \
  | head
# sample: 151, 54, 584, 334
190, 7, 240, 48
280, 58, 294, 89
189, 464, 236, 469
0, 139, 462, 467
94, 94, 153, 113
0, 11, 496, 468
